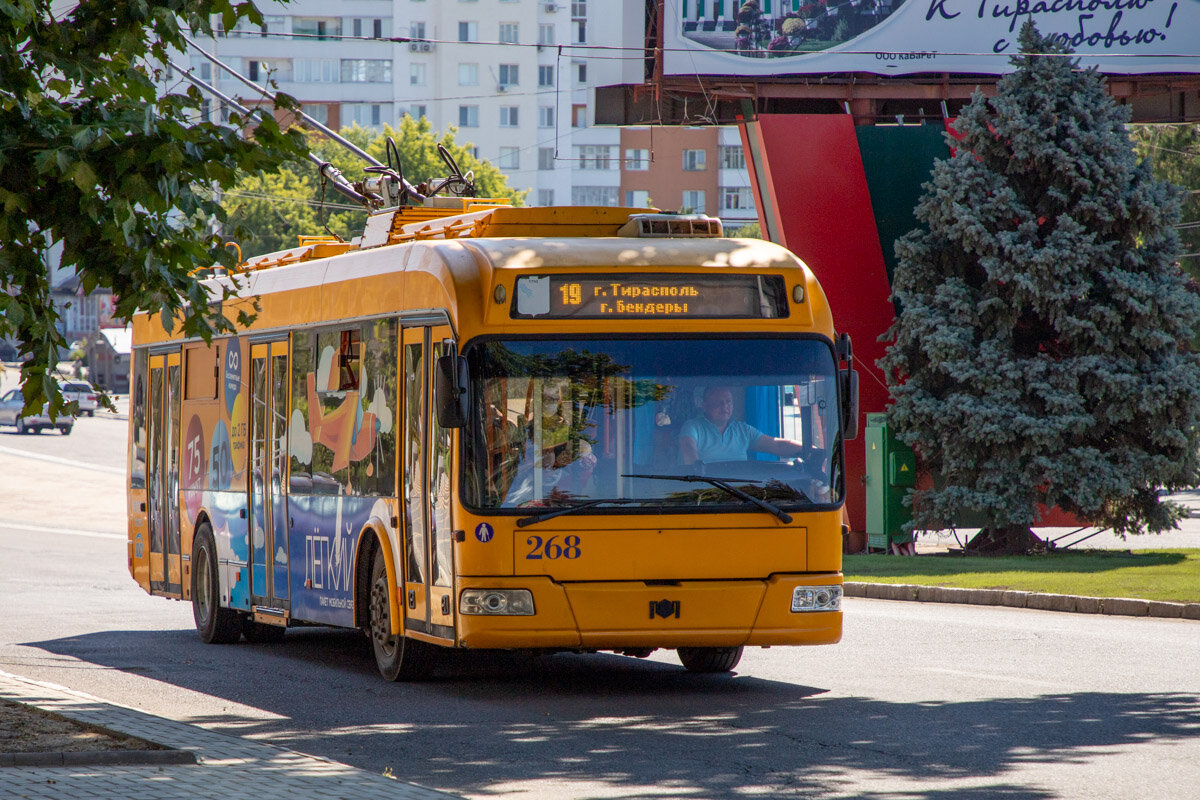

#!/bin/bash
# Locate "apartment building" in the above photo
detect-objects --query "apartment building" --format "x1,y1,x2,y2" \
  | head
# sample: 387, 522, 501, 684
193, 0, 754, 226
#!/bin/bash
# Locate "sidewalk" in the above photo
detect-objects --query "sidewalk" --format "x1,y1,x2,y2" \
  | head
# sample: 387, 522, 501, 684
0, 671, 461, 800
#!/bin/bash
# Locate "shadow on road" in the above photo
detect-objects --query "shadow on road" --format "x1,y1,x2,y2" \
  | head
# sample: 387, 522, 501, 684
27, 627, 1199, 799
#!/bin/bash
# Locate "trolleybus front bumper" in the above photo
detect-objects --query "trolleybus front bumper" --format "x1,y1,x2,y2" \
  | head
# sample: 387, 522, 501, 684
455, 573, 842, 650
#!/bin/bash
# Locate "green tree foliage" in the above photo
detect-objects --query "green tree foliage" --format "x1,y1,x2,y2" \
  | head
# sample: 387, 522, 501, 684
1129, 124, 1200, 276
880, 22, 1200, 548
222, 115, 526, 257
0, 0, 307, 416
727, 221, 762, 239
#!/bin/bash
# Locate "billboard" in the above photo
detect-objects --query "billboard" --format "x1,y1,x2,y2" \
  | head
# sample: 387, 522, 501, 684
662, 0, 1200, 76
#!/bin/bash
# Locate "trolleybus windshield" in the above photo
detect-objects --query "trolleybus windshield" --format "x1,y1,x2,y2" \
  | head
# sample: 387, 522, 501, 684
464, 337, 842, 513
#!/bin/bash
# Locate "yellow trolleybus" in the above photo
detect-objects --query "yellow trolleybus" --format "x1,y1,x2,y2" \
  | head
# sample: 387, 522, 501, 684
127, 201, 858, 679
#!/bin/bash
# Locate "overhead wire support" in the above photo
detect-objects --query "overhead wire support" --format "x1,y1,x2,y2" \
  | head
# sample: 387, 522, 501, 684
166, 58, 369, 207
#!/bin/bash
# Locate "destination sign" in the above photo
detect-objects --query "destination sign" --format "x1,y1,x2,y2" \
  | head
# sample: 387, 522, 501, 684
511, 274, 788, 320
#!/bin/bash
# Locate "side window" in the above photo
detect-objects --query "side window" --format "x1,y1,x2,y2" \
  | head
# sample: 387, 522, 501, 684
347, 319, 397, 495
289, 330, 315, 492
289, 322, 397, 496
429, 339, 453, 587
403, 336, 426, 584
130, 349, 148, 489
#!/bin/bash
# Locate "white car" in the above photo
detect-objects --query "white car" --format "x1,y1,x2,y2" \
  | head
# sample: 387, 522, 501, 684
59, 380, 99, 416
0, 388, 74, 435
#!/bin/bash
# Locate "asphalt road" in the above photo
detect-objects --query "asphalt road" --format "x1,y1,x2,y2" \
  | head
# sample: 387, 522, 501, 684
2, 411, 1199, 799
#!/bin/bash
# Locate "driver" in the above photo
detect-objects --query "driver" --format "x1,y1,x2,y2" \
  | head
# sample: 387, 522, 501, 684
679, 385, 808, 466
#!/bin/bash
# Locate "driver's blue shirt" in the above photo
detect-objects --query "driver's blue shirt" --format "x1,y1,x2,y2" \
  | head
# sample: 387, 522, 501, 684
680, 417, 764, 463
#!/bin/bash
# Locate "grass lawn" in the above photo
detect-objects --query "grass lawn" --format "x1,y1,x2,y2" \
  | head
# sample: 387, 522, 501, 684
843, 549, 1200, 604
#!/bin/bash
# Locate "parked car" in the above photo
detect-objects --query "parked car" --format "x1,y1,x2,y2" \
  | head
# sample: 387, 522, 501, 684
0, 388, 74, 435
58, 380, 98, 416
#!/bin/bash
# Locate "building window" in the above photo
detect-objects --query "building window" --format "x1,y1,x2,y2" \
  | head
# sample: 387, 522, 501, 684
459, 105, 479, 127
458, 21, 478, 41
294, 58, 337, 83
261, 16, 286, 37
459, 63, 479, 86
681, 190, 706, 214
571, 0, 587, 15
573, 19, 586, 43
538, 105, 554, 128
500, 105, 519, 127
409, 63, 426, 86
624, 148, 649, 170
572, 186, 618, 206
411, 21, 427, 39
721, 186, 755, 211
571, 104, 587, 127
499, 22, 519, 43
374, 18, 385, 38
575, 144, 613, 170
498, 64, 519, 88
538, 65, 555, 87
247, 59, 292, 82
294, 17, 341, 40
538, 189, 555, 206
341, 59, 391, 83
682, 149, 707, 171
575, 62, 586, 83
499, 147, 520, 169
353, 18, 362, 37
411, 104, 427, 120
343, 103, 392, 129
721, 145, 746, 170
625, 190, 651, 208
538, 147, 555, 170
538, 23, 555, 45
303, 103, 329, 125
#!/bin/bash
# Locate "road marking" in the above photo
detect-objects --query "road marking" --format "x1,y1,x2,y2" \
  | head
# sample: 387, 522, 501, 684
0, 444, 124, 475
0, 520, 125, 540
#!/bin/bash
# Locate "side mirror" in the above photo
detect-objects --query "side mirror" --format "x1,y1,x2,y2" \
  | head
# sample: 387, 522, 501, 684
841, 367, 859, 440
434, 354, 469, 428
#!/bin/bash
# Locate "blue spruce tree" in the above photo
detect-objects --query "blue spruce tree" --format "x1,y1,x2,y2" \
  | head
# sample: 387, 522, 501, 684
881, 21, 1200, 552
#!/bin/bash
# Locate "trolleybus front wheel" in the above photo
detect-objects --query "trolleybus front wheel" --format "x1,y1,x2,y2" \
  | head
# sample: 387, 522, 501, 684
368, 548, 435, 681
677, 646, 743, 673
192, 523, 243, 644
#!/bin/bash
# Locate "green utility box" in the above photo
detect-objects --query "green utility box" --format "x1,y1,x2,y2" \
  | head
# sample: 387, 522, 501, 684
865, 413, 916, 551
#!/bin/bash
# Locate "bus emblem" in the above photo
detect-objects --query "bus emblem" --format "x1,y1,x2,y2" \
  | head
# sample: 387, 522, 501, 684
475, 523, 495, 543
650, 599, 681, 619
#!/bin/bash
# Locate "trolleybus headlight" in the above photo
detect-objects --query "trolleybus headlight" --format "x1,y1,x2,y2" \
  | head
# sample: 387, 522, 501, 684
791, 585, 842, 612
460, 589, 536, 616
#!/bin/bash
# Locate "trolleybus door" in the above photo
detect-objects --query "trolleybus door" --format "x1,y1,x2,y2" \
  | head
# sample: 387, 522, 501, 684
400, 325, 456, 640
248, 340, 291, 614
147, 350, 183, 596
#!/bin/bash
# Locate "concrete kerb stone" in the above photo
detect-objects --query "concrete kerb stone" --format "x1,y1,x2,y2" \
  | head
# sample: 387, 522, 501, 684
0, 750, 196, 768
844, 582, 1198, 620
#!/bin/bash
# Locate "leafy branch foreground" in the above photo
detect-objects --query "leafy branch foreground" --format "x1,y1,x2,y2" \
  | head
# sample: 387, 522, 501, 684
844, 549, 1200, 603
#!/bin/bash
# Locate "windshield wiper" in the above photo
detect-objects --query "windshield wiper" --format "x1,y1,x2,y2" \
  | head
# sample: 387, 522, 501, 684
621, 473, 794, 524
517, 497, 653, 528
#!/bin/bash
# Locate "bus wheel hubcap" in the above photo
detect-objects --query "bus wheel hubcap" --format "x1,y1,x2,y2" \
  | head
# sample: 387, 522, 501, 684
370, 577, 394, 653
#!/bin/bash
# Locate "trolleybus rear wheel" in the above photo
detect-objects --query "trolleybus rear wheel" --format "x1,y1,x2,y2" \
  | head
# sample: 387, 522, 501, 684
368, 547, 435, 681
677, 646, 743, 673
192, 523, 243, 644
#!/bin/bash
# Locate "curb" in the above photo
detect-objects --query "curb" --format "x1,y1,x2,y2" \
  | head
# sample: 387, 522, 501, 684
0, 749, 196, 768
844, 582, 1200, 620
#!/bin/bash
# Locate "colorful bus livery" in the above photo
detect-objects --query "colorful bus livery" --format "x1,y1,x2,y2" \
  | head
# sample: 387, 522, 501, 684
127, 203, 859, 679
